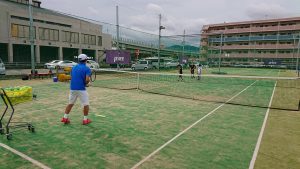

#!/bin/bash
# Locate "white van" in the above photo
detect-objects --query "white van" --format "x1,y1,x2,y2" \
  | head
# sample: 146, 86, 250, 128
0, 58, 5, 75
144, 57, 173, 69
131, 60, 153, 70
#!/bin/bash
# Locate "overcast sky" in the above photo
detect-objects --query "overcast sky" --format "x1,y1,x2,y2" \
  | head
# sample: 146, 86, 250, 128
42, 0, 300, 36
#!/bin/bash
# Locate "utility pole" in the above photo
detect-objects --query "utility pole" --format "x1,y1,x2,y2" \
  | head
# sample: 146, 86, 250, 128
116, 5, 120, 70
158, 14, 165, 71
218, 32, 223, 73
182, 30, 186, 61
158, 14, 161, 71
28, 0, 35, 75
296, 33, 300, 76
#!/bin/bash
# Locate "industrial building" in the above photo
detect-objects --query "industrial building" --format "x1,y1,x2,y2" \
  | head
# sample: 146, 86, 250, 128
0, 0, 112, 65
201, 17, 300, 66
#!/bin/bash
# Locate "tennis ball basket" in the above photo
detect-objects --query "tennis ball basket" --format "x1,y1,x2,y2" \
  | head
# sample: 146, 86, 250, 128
0, 86, 35, 140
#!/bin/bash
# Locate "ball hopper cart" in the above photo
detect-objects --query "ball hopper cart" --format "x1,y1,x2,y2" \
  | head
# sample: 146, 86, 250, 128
0, 87, 35, 140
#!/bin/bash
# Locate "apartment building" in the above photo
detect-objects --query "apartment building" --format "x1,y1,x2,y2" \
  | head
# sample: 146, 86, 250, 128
0, 0, 112, 64
201, 17, 300, 66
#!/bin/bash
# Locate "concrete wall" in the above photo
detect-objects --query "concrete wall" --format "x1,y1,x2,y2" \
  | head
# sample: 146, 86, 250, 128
0, 2, 10, 43
0, 0, 112, 63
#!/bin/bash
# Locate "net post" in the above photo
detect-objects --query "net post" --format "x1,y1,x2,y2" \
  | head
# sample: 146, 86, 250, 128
136, 73, 140, 90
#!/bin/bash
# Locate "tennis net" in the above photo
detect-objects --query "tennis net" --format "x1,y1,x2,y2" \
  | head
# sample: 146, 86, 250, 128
91, 69, 300, 111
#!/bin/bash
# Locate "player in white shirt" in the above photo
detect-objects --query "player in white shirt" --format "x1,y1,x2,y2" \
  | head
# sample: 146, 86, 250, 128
197, 64, 202, 80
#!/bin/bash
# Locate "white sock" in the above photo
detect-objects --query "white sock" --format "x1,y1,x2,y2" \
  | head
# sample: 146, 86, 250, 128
64, 114, 69, 119
83, 116, 88, 120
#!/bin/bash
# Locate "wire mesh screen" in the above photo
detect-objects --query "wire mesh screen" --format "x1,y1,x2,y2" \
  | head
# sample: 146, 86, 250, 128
92, 69, 300, 111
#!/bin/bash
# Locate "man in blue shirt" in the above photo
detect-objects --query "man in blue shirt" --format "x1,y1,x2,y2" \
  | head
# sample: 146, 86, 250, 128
61, 54, 92, 125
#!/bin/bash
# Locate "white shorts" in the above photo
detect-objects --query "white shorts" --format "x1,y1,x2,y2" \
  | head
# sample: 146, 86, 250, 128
69, 90, 89, 106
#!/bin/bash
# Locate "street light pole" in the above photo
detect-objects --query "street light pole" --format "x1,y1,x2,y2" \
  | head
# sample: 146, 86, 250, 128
28, 0, 35, 75
116, 5, 120, 70
218, 32, 223, 73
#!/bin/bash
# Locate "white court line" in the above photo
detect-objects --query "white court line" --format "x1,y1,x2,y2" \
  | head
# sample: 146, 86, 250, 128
95, 114, 106, 118
131, 81, 257, 169
0, 143, 51, 169
249, 81, 277, 169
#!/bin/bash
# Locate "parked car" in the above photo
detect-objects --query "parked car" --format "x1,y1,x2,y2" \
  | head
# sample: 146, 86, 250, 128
86, 60, 100, 69
0, 58, 5, 75
44, 60, 61, 69
56, 60, 77, 68
144, 57, 172, 69
165, 60, 179, 68
131, 60, 153, 70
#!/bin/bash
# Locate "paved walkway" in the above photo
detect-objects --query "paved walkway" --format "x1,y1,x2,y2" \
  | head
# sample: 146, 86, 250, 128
5, 69, 50, 75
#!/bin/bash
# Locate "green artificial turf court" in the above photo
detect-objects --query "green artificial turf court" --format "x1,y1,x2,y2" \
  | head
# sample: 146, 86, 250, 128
151, 67, 298, 77
0, 72, 299, 168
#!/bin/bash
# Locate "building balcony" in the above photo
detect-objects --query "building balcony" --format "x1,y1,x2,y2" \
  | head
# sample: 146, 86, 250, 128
201, 34, 209, 39
210, 44, 296, 50
209, 53, 294, 59
201, 42, 208, 46
208, 35, 297, 43
205, 24, 300, 35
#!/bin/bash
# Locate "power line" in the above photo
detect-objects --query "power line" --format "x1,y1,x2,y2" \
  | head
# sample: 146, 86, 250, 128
110, 0, 146, 13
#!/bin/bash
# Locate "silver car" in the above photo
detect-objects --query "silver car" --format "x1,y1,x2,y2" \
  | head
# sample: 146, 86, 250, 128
131, 60, 153, 70
56, 60, 77, 68
44, 60, 61, 69
86, 60, 100, 69
165, 60, 179, 68
0, 58, 5, 75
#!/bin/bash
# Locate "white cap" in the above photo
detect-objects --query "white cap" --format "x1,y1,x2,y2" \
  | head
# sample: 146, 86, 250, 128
78, 54, 88, 61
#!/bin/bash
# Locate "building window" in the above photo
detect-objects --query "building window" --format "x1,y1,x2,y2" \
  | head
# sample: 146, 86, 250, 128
39, 28, 59, 41
44, 29, 49, 40
49, 29, 54, 41
83, 34, 88, 44
71, 32, 79, 43
11, 24, 18, 37
81, 34, 96, 45
62, 31, 70, 42
98, 36, 102, 46
11, 24, 36, 39
90, 36, 96, 45
62, 31, 79, 43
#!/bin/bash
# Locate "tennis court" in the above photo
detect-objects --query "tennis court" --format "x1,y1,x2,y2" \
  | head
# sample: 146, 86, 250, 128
0, 70, 299, 169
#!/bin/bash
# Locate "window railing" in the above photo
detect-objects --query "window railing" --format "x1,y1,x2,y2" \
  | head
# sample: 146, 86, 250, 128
209, 35, 298, 42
